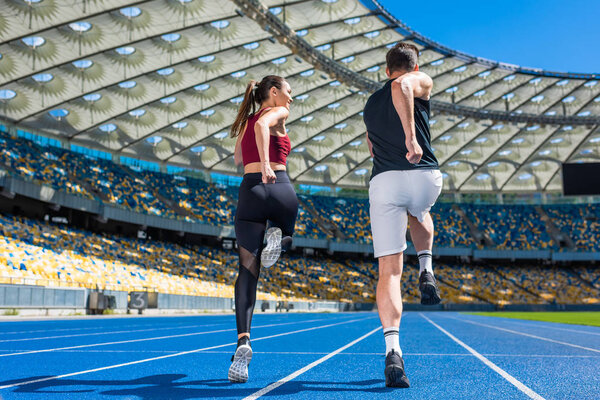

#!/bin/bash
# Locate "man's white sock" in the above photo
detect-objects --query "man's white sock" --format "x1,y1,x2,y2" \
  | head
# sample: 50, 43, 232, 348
417, 250, 433, 275
383, 327, 401, 356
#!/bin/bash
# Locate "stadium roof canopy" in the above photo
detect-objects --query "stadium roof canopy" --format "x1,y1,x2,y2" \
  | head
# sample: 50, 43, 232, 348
0, 0, 599, 193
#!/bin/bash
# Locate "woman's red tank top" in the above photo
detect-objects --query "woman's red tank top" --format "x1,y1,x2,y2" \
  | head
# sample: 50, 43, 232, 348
241, 108, 291, 167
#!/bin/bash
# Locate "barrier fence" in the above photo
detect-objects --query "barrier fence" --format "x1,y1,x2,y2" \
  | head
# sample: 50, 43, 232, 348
0, 280, 349, 313
2, 281, 599, 313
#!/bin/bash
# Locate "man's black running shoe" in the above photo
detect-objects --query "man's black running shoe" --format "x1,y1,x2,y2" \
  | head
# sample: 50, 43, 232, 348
384, 349, 410, 388
419, 270, 442, 305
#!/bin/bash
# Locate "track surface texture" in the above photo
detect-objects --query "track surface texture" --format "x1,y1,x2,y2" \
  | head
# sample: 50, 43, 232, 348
0, 312, 598, 399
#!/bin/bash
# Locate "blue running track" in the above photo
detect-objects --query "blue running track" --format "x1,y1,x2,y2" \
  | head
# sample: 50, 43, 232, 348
0, 312, 598, 399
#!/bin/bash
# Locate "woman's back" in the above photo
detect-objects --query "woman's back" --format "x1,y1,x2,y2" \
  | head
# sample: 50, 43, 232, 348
241, 108, 290, 167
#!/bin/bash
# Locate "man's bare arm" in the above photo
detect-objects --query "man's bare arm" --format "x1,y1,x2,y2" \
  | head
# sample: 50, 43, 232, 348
391, 71, 433, 164
366, 131, 374, 157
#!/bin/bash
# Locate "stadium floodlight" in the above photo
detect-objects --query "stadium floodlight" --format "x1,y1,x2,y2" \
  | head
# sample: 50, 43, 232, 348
120, 7, 142, 18
129, 109, 146, 117
194, 83, 210, 91
72, 60, 93, 69
244, 42, 260, 50
0, 90, 16, 100
32, 73, 53, 82
22, 36, 45, 48
83, 93, 102, 103
161, 33, 181, 43
69, 22, 92, 32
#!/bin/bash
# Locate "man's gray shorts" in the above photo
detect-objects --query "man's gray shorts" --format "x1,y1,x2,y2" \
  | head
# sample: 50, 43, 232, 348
368, 169, 443, 258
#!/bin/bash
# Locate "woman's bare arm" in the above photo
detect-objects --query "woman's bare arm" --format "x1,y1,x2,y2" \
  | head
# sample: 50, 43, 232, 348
233, 121, 247, 166
255, 106, 289, 183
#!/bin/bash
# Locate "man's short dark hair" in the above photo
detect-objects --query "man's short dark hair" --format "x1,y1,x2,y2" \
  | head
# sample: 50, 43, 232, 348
386, 42, 419, 73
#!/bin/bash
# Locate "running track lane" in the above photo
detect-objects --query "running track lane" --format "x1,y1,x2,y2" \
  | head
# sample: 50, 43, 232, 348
248, 312, 541, 400
1, 312, 599, 399
0, 316, 351, 358
0, 313, 375, 398
433, 312, 600, 400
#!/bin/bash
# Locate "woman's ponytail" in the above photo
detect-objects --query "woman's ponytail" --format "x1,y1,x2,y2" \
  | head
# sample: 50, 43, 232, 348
230, 80, 258, 138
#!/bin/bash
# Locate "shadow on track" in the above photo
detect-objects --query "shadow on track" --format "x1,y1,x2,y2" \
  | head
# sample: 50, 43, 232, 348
1, 374, 395, 398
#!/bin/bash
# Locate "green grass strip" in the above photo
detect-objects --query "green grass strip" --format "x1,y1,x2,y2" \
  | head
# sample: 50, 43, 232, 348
466, 312, 600, 327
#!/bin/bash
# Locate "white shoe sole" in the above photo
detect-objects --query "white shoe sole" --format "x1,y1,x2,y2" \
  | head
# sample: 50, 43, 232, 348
228, 344, 252, 383
261, 227, 282, 268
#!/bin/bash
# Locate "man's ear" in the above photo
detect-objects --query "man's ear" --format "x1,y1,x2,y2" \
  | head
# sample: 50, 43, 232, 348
414, 64, 419, 71
385, 67, 391, 78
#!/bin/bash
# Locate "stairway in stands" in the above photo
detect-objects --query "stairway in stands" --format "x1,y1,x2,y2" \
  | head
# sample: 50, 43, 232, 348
453, 204, 494, 247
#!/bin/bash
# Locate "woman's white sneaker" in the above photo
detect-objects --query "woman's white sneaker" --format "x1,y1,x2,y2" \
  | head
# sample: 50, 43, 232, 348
228, 340, 253, 383
261, 227, 282, 268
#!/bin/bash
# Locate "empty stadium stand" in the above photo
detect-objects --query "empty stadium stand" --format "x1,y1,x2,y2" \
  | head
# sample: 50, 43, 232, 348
2, 131, 600, 253
1, 212, 598, 306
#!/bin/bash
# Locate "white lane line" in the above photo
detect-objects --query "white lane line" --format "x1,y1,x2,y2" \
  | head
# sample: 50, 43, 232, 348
0, 315, 375, 390
243, 326, 381, 400
0, 323, 231, 343
463, 316, 600, 337
421, 313, 546, 400
0, 325, 132, 336
0, 315, 333, 337
0, 348, 596, 359
0, 322, 228, 336
182, 351, 600, 358
0, 316, 342, 358
447, 316, 600, 354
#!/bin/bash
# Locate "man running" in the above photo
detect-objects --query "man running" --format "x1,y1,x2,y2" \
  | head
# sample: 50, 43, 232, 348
363, 42, 443, 388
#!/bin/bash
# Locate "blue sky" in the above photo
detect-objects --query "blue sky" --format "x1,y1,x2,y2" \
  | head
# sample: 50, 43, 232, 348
379, 0, 600, 74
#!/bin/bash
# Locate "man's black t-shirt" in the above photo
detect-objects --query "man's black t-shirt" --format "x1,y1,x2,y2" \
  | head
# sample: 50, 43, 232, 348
363, 79, 439, 180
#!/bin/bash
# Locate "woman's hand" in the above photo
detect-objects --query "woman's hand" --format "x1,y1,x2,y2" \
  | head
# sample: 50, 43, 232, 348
261, 162, 277, 184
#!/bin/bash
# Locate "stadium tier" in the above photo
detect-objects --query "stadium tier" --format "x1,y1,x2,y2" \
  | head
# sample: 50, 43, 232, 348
3, 131, 600, 252
139, 170, 235, 224
1, 212, 599, 306
308, 195, 372, 243
461, 204, 557, 250
0, 134, 93, 200
544, 204, 600, 252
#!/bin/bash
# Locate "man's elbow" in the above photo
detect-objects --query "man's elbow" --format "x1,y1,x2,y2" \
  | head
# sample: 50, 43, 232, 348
392, 78, 414, 98
400, 78, 415, 96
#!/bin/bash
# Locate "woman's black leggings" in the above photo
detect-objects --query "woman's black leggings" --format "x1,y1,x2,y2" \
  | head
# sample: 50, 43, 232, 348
234, 171, 298, 335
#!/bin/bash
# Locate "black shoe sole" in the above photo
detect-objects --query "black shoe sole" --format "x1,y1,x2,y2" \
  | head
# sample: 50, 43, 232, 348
385, 365, 410, 388
420, 282, 441, 306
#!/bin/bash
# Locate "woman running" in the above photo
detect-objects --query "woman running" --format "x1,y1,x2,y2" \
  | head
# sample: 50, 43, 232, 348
228, 75, 298, 383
